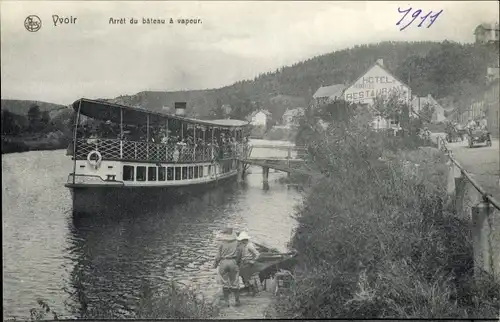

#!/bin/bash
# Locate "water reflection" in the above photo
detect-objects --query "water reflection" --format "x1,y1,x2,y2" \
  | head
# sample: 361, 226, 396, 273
66, 183, 241, 317
3, 146, 299, 319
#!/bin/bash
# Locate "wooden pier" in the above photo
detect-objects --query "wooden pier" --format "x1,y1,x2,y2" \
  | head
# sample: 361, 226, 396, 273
238, 144, 317, 187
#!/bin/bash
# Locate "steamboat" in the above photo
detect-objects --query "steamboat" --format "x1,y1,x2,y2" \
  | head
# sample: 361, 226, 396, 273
65, 98, 250, 213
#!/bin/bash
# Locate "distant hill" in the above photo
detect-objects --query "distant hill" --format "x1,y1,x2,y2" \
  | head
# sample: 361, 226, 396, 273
1, 99, 67, 116
103, 41, 498, 120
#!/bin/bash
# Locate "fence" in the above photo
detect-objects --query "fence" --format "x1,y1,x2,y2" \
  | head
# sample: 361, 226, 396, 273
74, 138, 246, 163
437, 136, 500, 280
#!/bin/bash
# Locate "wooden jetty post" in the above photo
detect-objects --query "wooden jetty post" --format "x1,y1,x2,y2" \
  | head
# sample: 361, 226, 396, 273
262, 166, 269, 183
262, 166, 270, 190
287, 147, 291, 178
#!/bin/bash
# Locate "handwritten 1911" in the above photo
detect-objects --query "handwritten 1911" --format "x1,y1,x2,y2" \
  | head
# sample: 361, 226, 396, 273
396, 7, 443, 31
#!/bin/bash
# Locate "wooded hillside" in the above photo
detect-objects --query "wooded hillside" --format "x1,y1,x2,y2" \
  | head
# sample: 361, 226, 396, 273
1, 99, 66, 115
2, 39, 498, 150
99, 40, 498, 121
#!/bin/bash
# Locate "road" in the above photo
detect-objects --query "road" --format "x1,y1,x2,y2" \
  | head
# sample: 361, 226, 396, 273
443, 136, 500, 200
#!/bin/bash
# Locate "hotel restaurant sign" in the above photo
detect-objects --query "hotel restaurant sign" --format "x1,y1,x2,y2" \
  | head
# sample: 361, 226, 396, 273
343, 64, 411, 105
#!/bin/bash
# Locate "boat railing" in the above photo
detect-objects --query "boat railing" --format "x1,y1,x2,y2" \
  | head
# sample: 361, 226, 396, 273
74, 138, 246, 163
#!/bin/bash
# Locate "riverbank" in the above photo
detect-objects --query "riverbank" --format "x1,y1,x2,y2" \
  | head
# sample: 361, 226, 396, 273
265, 120, 500, 318
1, 133, 68, 154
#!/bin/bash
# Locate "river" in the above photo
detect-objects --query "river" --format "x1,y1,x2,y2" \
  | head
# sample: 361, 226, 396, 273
2, 140, 301, 319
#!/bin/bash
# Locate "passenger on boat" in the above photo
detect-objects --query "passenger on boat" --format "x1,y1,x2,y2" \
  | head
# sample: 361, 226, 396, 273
237, 231, 260, 296
195, 138, 204, 161
214, 226, 242, 307
87, 132, 99, 144
161, 130, 170, 144
103, 120, 118, 139
120, 130, 131, 141
178, 138, 188, 161
172, 148, 180, 162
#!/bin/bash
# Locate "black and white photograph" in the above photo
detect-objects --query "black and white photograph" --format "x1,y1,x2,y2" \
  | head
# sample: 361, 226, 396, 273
2, 1, 500, 320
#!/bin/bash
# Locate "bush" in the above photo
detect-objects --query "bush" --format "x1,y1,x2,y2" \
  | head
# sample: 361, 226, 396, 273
134, 282, 219, 319
269, 116, 500, 318
1, 131, 69, 154
28, 282, 219, 320
263, 126, 296, 141
250, 125, 266, 139
1, 137, 30, 154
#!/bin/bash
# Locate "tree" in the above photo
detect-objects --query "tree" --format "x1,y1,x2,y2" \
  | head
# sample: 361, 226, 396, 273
2, 110, 18, 135
372, 90, 411, 135
315, 99, 357, 124
419, 102, 435, 124
27, 104, 41, 132
294, 105, 324, 151
41, 111, 50, 125
1, 109, 29, 135
208, 104, 225, 120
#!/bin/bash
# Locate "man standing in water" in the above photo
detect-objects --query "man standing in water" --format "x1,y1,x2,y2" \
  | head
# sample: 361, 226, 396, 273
214, 226, 242, 307
237, 231, 260, 296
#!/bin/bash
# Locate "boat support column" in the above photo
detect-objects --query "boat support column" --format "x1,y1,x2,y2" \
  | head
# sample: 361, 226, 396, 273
120, 107, 123, 158
237, 160, 245, 182
72, 101, 82, 185
146, 114, 150, 159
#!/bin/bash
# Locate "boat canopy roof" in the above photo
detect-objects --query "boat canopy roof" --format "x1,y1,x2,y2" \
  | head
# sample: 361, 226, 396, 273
72, 98, 249, 129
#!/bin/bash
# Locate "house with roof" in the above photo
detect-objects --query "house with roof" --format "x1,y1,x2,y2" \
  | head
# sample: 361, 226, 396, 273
221, 104, 232, 117
475, 22, 499, 44
342, 59, 412, 130
312, 84, 346, 107
487, 67, 500, 82
247, 109, 272, 127
411, 94, 446, 123
282, 107, 305, 127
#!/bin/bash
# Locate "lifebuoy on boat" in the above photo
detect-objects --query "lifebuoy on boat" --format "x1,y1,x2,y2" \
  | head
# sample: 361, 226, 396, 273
87, 150, 102, 169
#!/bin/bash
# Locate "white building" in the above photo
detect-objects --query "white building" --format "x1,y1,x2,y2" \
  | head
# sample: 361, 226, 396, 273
248, 110, 272, 127
282, 107, 305, 127
475, 22, 500, 44
343, 59, 411, 130
221, 104, 232, 117
411, 94, 446, 123
487, 67, 500, 82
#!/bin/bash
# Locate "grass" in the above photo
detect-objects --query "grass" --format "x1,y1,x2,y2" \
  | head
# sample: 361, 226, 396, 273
267, 116, 500, 319
24, 281, 220, 320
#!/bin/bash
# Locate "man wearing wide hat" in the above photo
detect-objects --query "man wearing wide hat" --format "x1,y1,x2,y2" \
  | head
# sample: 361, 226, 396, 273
214, 226, 242, 306
237, 231, 260, 296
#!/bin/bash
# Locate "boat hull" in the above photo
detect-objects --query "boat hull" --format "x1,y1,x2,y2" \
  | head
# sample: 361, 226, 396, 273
69, 172, 239, 215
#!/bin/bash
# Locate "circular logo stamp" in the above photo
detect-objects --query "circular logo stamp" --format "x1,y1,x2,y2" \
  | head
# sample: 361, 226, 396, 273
24, 15, 42, 32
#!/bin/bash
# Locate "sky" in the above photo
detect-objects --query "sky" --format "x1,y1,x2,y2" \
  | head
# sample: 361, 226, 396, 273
1, 1, 498, 105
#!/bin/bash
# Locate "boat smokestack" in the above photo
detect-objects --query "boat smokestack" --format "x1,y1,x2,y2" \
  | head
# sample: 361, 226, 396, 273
174, 102, 187, 116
